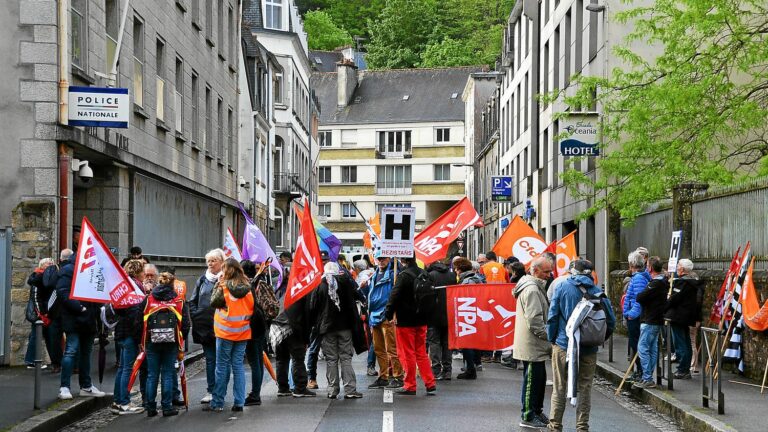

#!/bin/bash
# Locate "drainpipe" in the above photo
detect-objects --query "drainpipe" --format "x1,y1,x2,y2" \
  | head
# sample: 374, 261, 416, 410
58, 144, 70, 251
58, 0, 69, 125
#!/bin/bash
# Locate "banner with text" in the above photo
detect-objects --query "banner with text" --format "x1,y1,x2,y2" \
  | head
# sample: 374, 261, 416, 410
380, 206, 416, 258
447, 283, 517, 351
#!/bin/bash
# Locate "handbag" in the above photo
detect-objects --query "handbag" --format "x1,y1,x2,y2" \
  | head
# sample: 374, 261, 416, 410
252, 279, 279, 320
351, 302, 369, 355
25, 297, 38, 323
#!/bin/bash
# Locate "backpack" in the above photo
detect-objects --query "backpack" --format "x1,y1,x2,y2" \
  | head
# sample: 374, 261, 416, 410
146, 308, 179, 344
252, 278, 280, 320
578, 286, 608, 347
412, 269, 437, 320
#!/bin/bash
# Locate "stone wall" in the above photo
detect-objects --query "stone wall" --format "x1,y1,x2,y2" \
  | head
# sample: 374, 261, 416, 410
9, 200, 55, 365
609, 268, 768, 381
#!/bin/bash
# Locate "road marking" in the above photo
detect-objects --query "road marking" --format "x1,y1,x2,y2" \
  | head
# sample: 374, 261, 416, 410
382, 410, 394, 432
383, 389, 393, 403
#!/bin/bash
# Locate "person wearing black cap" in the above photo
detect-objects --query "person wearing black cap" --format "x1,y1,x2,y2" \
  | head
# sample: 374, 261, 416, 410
121, 246, 151, 267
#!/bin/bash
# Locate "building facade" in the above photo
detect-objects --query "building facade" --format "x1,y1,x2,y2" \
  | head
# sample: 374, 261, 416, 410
0, 0, 241, 364
312, 64, 481, 246
243, 0, 317, 252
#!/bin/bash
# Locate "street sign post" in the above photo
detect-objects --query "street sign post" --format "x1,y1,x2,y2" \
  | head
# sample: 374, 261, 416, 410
491, 176, 513, 202
380, 206, 416, 258
668, 230, 683, 274
68, 86, 130, 128
559, 113, 600, 156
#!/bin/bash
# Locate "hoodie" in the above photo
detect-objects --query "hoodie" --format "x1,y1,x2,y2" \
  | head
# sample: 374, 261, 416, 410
665, 275, 705, 327
428, 262, 456, 327
512, 275, 551, 362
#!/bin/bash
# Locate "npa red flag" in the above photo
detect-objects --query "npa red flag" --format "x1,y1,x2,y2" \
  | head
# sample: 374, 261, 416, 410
710, 247, 741, 325
447, 283, 517, 350
284, 199, 324, 309
71, 217, 144, 308
414, 197, 483, 265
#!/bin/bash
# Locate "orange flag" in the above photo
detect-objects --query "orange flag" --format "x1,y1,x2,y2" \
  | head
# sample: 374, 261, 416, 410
544, 231, 578, 277
740, 258, 768, 331
492, 215, 547, 264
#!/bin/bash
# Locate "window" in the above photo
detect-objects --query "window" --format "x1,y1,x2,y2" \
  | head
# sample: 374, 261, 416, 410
565, 9, 572, 87
191, 72, 199, 143
524, 72, 529, 131
318, 203, 331, 218
105, 0, 119, 79
376, 203, 410, 213
156, 38, 165, 122
341, 166, 357, 183
227, 108, 234, 165
175, 57, 183, 132
319, 167, 331, 183
377, 131, 412, 158
217, 0, 224, 56
543, 41, 549, 104
217, 98, 223, 159
265, 0, 283, 30
191, 0, 200, 28
554, 26, 560, 90
376, 165, 412, 194
132, 15, 144, 107
319, 131, 332, 147
341, 203, 356, 219
71, 0, 87, 70
228, 6, 236, 63
575, 0, 584, 73
588, 0, 599, 61
205, 0, 213, 41
434, 164, 450, 181
204, 85, 211, 152
436, 128, 450, 143
274, 73, 283, 104
341, 129, 357, 146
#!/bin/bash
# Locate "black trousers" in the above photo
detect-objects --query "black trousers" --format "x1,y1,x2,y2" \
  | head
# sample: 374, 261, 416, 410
275, 333, 308, 392
521, 360, 546, 421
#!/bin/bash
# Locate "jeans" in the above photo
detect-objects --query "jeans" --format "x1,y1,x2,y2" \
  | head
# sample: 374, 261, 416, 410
202, 342, 216, 393
60, 331, 94, 390
638, 324, 661, 382
372, 320, 403, 380
550, 345, 597, 431
24, 323, 52, 365
521, 361, 547, 421
395, 326, 435, 391
461, 349, 476, 373
366, 323, 376, 368
47, 317, 64, 367
305, 332, 323, 381
670, 324, 692, 374
145, 343, 177, 411
322, 330, 357, 394
627, 318, 642, 376
212, 338, 248, 408
427, 326, 452, 376
276, 333, 308, 392
246, 335, 266, 397
113, 337, 139, 406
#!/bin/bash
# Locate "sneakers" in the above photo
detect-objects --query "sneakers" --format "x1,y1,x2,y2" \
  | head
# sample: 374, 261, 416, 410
386, 378, 404, 389
456, 371, 477, 380
633, 380, 657, 389
673, 372, 692, 380
520, 417, 549, 429
327, 392, 339, 399
230, 406, 243, 412
292, 388, 317, 398
476, 364, 483, 371
536, 412, 549, 424
277, 388, 293, 397
79, 386, 106, 397
344, 391, 363, 399
368, 378, 389, 389
162, 408, 179, 417
436, 373, 451, 381
200, 393, 213, 404
452, 352, 463, 360
244, 393, 262, 406
426, 386, 436, 396
26, 364, 48, 370
394, 387, 416, 396
110, 403, 145, 415
146, 408, 158, 417
58, 387, 73, 400
172, 399, 186, 407
367, 366, 378, 376
307, 379, 319, 389
201, 405, 223, 413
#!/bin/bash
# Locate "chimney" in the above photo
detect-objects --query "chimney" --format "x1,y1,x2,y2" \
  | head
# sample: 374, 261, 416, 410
336, 59, 357, 108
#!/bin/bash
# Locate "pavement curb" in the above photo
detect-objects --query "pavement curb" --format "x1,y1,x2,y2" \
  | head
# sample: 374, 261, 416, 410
595, 360, 738, 432
9, 349, 205, 432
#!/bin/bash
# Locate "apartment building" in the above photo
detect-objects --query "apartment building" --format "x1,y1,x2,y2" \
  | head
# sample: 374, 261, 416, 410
496, 0, 652, 281
312, 64, 481, 245
243, 0, 318, 251
0, 0, 241, 364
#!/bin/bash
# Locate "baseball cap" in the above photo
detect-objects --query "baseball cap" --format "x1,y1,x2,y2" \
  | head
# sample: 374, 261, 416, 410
570, 259, 594, 275
320, 251, 330, 262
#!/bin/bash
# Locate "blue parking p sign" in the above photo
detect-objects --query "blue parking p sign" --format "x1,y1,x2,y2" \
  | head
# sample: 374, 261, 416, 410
491, 176, 513, 202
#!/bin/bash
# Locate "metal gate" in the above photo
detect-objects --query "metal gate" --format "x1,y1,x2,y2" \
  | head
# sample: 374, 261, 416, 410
0, 228, 12, 365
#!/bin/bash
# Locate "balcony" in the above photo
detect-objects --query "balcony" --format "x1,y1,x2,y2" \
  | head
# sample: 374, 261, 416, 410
273, 171, 307, 198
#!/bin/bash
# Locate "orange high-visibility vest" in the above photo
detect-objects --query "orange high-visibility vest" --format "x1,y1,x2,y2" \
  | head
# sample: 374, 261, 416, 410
214, 284, 254, 341
481, 262, 509, 284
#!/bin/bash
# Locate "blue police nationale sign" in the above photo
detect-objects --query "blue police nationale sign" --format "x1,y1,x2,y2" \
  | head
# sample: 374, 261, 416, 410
491, 176, 513, 202
559, 113, 600, 156
68, 86, 130, 128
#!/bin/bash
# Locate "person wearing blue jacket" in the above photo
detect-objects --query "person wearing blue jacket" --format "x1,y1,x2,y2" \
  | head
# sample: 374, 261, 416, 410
547, 260, 616, 432
361, 256, 404, 389
623, 251, 651, 381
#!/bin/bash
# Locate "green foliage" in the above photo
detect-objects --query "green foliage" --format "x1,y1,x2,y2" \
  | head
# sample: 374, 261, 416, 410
366, 0, 438, 69
420, 38, 477, 68
556, 0, 768, 223
303, 10, 353, 50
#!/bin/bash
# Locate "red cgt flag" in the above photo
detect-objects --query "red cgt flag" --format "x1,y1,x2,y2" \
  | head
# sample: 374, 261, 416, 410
414, 197, 483, 265
447, 283, 517, 351
283, 199, 324, 310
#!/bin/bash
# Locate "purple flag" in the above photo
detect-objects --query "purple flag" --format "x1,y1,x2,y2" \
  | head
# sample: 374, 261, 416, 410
238, 202, 283, 286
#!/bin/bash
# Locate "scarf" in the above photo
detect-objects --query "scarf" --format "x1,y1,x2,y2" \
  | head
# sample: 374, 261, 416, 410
564, 297, 595, 405
205, 270, 220, 283
324, 262, 341, 311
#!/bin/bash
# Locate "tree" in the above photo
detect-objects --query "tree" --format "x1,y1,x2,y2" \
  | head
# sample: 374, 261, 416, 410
420, 38, 476, 68
303, 10, 353, 51
557, 0, 768, 223
366, 0, 438, 69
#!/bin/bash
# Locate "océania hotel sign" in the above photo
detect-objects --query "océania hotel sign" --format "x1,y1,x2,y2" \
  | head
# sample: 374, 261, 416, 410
68, 86, 129, 128
559, 113, 600, 156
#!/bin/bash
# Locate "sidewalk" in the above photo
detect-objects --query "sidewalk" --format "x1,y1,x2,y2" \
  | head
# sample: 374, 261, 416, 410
0, 337, 203, 432
597, 334, 767, 432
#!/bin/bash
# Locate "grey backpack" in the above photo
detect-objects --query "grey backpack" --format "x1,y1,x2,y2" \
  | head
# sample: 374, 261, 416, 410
578, 286, 608, 347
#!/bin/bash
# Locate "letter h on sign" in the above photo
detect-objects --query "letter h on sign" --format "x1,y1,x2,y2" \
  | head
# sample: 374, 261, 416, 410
384, 213, 412, 241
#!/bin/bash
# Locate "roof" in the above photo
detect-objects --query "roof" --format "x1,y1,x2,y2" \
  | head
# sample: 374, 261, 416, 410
242, 0, 263, 30
310, 50, 343, 72
311, 66, 484, 125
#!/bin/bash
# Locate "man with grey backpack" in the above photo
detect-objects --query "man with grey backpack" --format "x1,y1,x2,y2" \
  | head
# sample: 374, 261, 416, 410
546, 260, 616, 432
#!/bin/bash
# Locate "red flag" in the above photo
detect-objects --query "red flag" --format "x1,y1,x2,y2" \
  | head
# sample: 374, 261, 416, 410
414, 197, 483, 265
447, 283, 517, 351
284, 199, 324, 309
492, 215, 547, 264
710, 247, 741, 324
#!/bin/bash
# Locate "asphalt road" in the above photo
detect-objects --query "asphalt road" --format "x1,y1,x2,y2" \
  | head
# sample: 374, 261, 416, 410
73, 353, 679, 432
